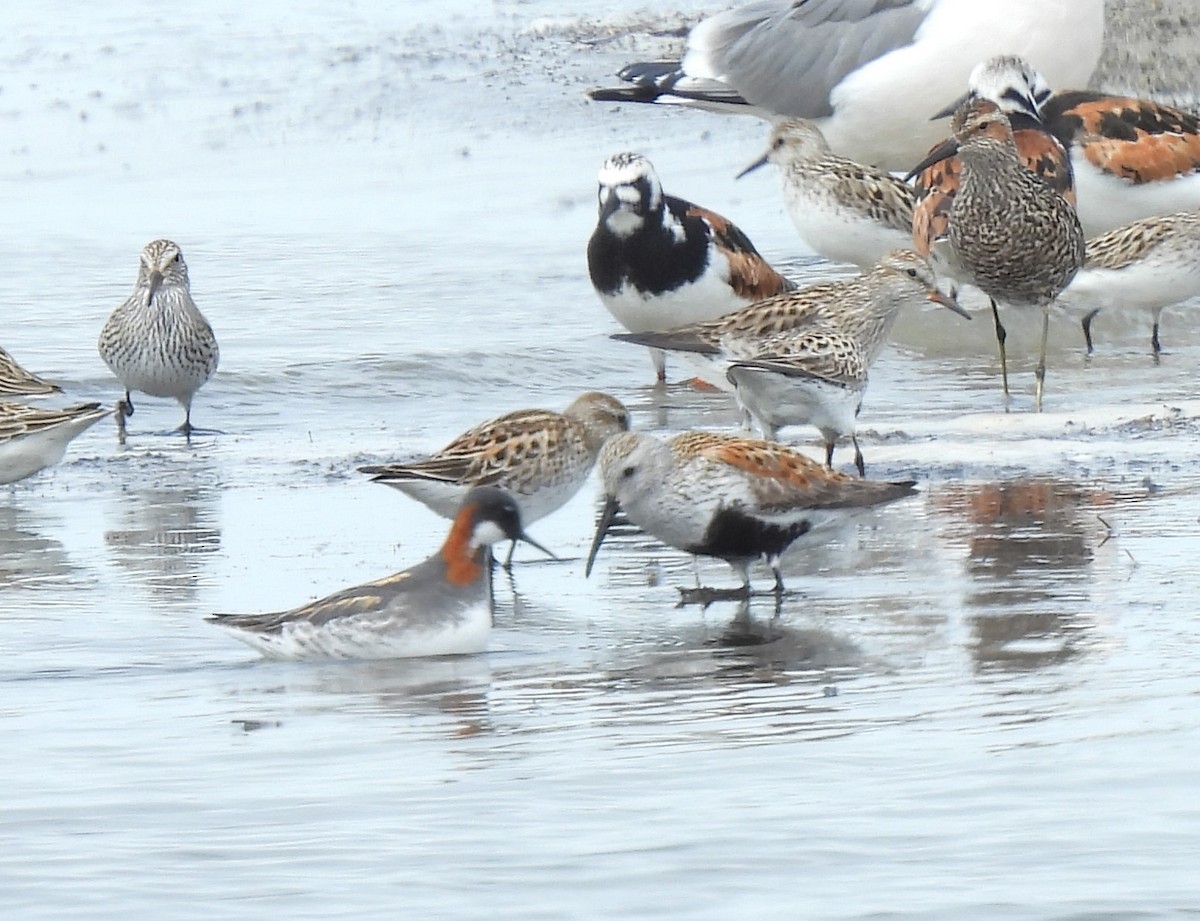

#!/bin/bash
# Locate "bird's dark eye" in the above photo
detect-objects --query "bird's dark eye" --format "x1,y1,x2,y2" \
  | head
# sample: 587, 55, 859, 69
906, 268, 918, 278
621, 465, 636, 479
173, 253, 182, 263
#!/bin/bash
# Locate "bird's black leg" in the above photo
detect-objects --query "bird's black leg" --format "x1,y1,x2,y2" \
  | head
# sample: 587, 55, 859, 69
991, 298, 1010, 402
1081, 308, 1100, 355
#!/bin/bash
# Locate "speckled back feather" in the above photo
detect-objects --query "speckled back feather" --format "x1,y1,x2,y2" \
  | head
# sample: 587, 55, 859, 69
0, 347, 61, 397
1083, 210, 1200, 271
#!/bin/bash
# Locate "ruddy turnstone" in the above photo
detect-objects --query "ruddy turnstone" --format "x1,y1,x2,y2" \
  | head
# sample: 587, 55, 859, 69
359, 392, 629, 564
0, 346, 61, 397
1041, 91, 1200, 237
585, 430, 916, 596
209, 487, 553, 660
936, 54, 1200, 237
98, 239, 220, 442
587, 0, 1104, 170
737, 118, 917, 269
908, 99, 1084, 410
586, 151, 794, 382
1062, 210, 1200, 356
0, 401, 112, 485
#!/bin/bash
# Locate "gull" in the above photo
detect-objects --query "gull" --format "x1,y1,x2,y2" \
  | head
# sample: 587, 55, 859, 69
587, 0, 1104, 170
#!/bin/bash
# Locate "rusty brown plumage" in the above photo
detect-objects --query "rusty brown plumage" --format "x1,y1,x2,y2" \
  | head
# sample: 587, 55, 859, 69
1043, 92, 1200, 185
913, 124, 1074, 256
686, 203, 795, 301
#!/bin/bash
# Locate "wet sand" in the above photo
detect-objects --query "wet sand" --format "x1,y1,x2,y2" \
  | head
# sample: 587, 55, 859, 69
5, 4, 1200, 918
1096, 0, 1200, 104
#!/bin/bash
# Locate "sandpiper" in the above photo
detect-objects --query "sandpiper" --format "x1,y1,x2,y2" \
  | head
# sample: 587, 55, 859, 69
914, 55, 1076, 396
0, 346, 61, 398
209, 487, 553, 660
586, 0, 1103, 170
586, 151, 794, 382
585, 431, 916, 597
0, 401, 112, 485
612, 250, 965, 395
98, 239, 220, 441
359, 392, 629, 565
908, 99, 1084, 411
1062, 210, 1200, 356
724, 327, 876, 477
738, 119, 916, 269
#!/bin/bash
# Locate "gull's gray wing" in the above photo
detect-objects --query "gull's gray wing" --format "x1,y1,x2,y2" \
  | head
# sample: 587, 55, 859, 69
684, 0, 928, 118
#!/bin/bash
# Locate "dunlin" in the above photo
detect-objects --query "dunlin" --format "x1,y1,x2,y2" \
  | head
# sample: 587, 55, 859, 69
359, 392, 629, 564
209, 487, 553, 660
738, 118, 916, 269
1063, 210, 1200, 356
0, 401, 111, 485
908, 99, 1085, 410
585, 431, 916, 597
0, 346, 61, 398
586, 0, 1103, 169
587, 151, 793, 382
98, 239, 220, 441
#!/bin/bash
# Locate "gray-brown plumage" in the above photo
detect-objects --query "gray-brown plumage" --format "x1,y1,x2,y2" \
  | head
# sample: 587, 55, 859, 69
98, 239, 220, 439
209, 486, 554, 660
0, 346, 61, 397
738, 118, 917, 270
359, 392, 629, 522
907, 98, 1084, 410
0, 401, 112, 484
359, 392, 629, 566
614, 250, 966, 474
725, 325, 874, 476
1063, 210, 1200, 355
613, 249, 966, 389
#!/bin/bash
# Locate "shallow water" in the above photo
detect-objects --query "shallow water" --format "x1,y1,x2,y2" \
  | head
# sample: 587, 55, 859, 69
3, 4, 1200, 919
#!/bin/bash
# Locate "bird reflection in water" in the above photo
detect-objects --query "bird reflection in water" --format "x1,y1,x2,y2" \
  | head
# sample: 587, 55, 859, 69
934, 478, 1114, 671
104, 483, 220, 602
228, 657, 495, 739
0, 502, 76, 591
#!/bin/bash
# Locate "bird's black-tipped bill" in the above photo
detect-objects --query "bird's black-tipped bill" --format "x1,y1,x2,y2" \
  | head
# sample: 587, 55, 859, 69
931, 91, 971, 121
904, 137, 960, 182
736, 152, 770, 180
584, 495, 621, 578
930, 290, 972, 320
519, 530, 558, 562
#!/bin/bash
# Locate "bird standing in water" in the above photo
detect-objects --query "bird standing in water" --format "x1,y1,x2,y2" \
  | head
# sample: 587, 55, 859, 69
98, 239, 220, 441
